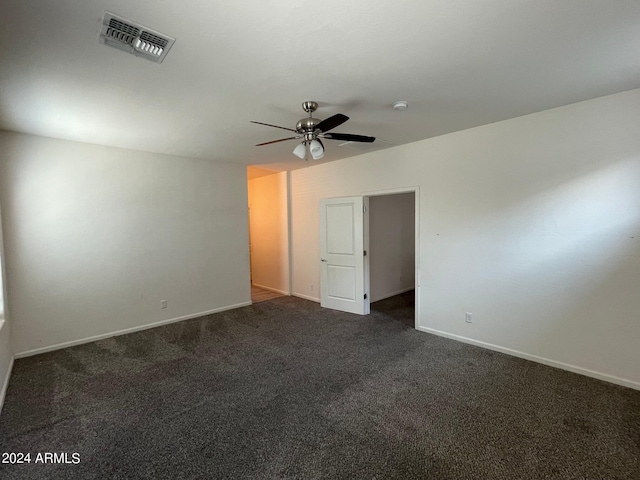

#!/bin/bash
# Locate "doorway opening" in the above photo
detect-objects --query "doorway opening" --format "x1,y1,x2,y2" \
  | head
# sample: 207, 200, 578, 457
247, 167, 291, 304
367, 191, 416, 328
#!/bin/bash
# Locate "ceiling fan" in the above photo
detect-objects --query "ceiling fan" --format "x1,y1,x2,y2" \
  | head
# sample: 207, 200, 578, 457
251, 101, 375, 160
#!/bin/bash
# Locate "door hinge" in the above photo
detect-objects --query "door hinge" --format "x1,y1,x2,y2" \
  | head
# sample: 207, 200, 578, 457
364, 293, 367, 299
363, 205, 367, 213
363, 250, 367, 256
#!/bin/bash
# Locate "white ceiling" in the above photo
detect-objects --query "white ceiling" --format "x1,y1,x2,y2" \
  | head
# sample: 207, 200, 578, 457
1, 0, 639, 172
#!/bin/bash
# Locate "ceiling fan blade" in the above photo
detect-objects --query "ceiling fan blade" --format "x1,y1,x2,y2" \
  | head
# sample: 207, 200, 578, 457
255, 136, 299, 146
315, 113, 349, 133
251, 121, 297, 133
323, 132, 376, 143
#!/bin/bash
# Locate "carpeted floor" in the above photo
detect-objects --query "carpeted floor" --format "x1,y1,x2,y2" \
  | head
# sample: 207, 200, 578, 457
1, 292, 639, 479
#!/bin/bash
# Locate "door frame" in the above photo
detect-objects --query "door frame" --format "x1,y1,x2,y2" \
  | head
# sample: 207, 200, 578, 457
362, 186, 420, 329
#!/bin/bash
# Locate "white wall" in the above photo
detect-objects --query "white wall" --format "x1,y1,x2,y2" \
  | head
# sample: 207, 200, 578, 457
369, 193, 415, 302
0, 131, 251, 355
0, 200, 13, 410
247, 172, 289, 294
291, 89, 640, 388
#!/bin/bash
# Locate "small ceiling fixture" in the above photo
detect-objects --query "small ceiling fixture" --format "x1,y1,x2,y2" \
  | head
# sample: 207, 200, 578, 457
392, 101, 408, 111
251, 101, 375, 160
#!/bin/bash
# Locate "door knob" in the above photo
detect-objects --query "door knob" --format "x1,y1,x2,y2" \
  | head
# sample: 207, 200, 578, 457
321, 258, 327, 262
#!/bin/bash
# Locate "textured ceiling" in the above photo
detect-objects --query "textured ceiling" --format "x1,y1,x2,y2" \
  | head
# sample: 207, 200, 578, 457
1, 0, 639, 171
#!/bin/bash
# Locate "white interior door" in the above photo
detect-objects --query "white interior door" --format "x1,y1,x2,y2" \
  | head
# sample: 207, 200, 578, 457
320, 196, 369, 315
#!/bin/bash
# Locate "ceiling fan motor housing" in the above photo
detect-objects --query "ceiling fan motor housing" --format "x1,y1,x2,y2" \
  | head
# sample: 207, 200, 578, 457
296, 117, 321, 135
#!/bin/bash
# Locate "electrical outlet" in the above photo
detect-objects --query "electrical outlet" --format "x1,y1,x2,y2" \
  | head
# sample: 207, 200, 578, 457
161, 300, 167, 309
465, 312, 473, 323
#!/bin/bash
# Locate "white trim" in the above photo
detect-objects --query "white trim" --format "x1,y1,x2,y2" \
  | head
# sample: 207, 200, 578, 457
292, 293, 320, 303
286, 171, 294, 296
15, 301, 252, 359
413, 188, 420, 331
370, 287, 415, 304
363, 196, 370, 315
251, 283, 289, 296
362, 186, 420, 197
0, 356, 14, 413
417, 326, 640, 391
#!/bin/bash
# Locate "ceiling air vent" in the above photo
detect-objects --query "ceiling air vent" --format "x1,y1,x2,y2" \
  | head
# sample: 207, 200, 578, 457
99, 12, 175, 64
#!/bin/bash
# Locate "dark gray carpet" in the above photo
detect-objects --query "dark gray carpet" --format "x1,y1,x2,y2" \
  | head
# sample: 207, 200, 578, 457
1, 292, 639, 479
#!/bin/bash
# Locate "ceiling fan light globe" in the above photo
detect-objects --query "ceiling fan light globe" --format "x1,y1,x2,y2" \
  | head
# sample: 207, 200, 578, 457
309, 139, 324, 160
293, 142, 306, 159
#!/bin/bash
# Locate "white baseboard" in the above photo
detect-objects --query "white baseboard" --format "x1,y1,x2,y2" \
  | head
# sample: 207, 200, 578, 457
417, 326, 640, 391
370, 287, 415, 303
0, 356, 14, 414
292, 293, 320, 303
15, 301, 252, 359
252, 283, 289, 296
